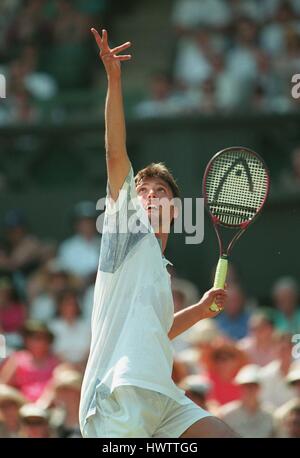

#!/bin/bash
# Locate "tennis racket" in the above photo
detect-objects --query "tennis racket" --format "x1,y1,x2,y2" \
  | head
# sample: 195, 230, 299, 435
202, 146, 270, 312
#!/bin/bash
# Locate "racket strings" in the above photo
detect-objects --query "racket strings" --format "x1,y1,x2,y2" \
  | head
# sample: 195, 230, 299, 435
205, 150, 269, 226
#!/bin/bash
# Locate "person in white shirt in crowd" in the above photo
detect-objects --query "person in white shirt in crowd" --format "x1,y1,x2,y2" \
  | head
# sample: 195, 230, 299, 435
260, 332, 297, 410
260, 0, 299, 57
79, 28, 236, 439
173, 27, 215, 89
271, 276, 300, 334
273, 363, 300, 437
29, 259, 72, 322
58, 201, 101, 282
171, 0, 231, 33
40, 366, 83, 438
49, 289, 90, 369
238, 310, 277, 367
226, 17, 260, 104
218, 364, 274, 438
134, 72, 197, 119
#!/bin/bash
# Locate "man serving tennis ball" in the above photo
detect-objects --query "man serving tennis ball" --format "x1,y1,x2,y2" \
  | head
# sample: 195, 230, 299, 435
79, 28, 237, 438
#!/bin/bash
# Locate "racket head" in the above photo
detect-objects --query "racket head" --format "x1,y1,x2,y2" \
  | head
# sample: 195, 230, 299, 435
203, 146, 270, 229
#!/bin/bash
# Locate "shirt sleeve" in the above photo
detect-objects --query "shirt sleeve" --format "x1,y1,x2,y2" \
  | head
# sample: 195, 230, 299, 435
99, 165, 151, 273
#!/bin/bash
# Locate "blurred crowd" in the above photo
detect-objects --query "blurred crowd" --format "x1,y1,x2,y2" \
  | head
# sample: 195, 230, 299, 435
135, 0, 300, 117
0, 197, 299, 438
0, 0, 108, 124
1, 0, 300, 123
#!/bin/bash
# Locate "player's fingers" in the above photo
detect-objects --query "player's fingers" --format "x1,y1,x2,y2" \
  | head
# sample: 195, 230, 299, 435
102, 29, 109, 50
91, 28, 102, 49
111, 42, 131, 54
113, 54, 132, 61
212, 288, 226, 296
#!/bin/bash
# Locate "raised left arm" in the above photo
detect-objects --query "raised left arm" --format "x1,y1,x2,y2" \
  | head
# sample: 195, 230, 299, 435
168, 287, 227, 340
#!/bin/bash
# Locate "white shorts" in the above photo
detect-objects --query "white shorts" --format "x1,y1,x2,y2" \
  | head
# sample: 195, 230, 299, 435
82, 385, 211, 438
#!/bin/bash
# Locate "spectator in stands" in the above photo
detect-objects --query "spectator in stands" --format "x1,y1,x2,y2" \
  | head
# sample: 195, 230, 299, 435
0, 60, 39, 125
134, 72, 196, 118
260, 0, 298, 57
0, 320, 60, 402
0, 209, 49, 294
0, 384, 26, 438
18, 44, 58, 101
6, 0, 53, 54
19, 403, 53, 438
238, 310, 277, 367
29, 259, 72, 322
179, 374, 212, 411
175, 319, 222, 375
201, 337, 248, 406
281, 399, 300, 438
215, 283, 252, 341
225, 17, 260, 106
273, 363, 300, 437
0, 276, 26, 348
51, 367, 82, 438
218, 364, 274, 438
47, 0, 93, 90
279, 147, 300, 192
260, 332, 296, 410
173, 27, 214, 89
227, 0, 264, 23
58, 201, 100, 283
272, 276, 300, 334
171, 0, 231, 33
49, 289, 90, 369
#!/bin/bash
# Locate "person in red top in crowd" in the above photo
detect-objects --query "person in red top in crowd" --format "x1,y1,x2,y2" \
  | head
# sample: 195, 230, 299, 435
201, 337, 248, 406
0, 320, 60, 402
0, 277, 26, 336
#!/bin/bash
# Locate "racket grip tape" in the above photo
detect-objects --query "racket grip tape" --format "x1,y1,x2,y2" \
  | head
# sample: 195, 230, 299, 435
210, 256, 228, 312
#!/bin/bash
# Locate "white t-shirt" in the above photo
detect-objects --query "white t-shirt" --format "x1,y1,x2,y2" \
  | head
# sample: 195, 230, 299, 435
79, 166, 186, 431
260, 360, 295, 410
59, 235, 100, 278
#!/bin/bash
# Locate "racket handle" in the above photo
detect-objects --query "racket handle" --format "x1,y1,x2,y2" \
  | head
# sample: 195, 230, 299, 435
210, 256, 228, 312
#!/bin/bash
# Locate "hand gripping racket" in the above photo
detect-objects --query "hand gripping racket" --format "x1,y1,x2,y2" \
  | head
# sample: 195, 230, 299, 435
202, 146, 270, 312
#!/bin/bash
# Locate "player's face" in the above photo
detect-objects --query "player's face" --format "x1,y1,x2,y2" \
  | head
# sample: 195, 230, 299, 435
136, 178, 177, 232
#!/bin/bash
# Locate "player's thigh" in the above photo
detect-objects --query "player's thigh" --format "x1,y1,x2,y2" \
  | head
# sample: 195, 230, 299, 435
180, 416, 240, 438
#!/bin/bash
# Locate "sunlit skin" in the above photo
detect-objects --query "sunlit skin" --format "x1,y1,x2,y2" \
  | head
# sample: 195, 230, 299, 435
136, 177, 177, 243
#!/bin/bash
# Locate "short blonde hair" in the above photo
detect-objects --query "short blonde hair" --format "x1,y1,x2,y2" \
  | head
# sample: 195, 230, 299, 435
135, 163, 180, 199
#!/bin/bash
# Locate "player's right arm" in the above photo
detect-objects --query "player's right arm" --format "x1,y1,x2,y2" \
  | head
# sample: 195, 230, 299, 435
91, 28, 132, 201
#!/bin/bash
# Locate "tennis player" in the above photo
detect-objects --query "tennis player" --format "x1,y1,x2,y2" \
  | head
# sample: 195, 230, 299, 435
79, 29, 237, 438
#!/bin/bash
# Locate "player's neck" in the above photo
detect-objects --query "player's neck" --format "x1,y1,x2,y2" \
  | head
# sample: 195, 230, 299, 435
155, 233, 168, 253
